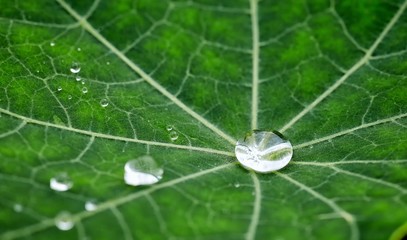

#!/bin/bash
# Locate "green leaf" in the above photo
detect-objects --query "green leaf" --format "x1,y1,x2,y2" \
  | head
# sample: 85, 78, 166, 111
0, 0, 406, 239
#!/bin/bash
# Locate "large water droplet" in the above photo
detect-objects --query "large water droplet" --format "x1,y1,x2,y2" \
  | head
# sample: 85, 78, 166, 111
81, 87, 88, 94
70, 62, 81, 74
235, 130, 293, 173
50, 173, 73, 192
124, 156, 163, 186
100, 98, 108, 107
55, 211, 74, 231
84, 200, 97, 211
169, 131, 178, 141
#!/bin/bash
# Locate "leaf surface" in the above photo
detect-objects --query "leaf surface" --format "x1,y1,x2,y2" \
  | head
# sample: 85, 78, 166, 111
0, 0, 406, 239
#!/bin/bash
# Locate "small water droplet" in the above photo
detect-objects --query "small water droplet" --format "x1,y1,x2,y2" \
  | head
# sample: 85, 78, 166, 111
166, 125, 173, 131
75, 76, 81, 81
13, 204, 23, 212
169, 131, 178, 141
81, 80, 85, 85
235, 130, 293, 173
81, 87, 88, 94
50, 42, 55, 47
77, 47, 81, 51
50, 173, 73, 192
55, 211, 74, 231
68, 95, 72, 100
100, 98, 108, 107
70, 62, 81, 74
106, 61, 110, 65
234, 183, 240, 188
84, 200, 97, 211
57, 86, 62, 92
124, 156, 163, 186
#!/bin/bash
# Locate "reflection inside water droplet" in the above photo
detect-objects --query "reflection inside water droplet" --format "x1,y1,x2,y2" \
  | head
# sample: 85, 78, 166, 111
50, 173, 73, 192
55, 211, 74, 231
70, 62, 81, 74
124, 156, 163, 186
235, 130, 293, 173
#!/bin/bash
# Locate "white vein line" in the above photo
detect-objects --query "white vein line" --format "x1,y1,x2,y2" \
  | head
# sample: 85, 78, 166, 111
111, 207, 133, 240
292, 161, 407, 193
56, 0, 236, 145
250, 0, 260, 130
276, 172, 359, 240
0, 108, 235, 157
246, 171, 261, 240
0, 120, 26, 138
293, 112, 407, 149
292, 159, 407, 166
279, 0, 407, 133
0, 163, 236, 240
330, 166, 407, 194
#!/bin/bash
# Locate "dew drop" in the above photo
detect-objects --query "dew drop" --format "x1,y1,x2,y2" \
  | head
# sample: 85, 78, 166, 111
166, 125, 173, 131
234, 183, 240, 188
13, 204, 23, 212
68, 95, 72, 100
50, 42, 55, 47
75, 75, 81, 82
106, 61, 110, 65
100, 98, 109, 107
57, 86, 62, 92
84, 200, 97, 211
235, 130, 293, 173
55, 211, 74, 231
50, 173, 73, 192
169, 131, 178, 141
81, 80, 85, 85
70, 62, 81, 74
81, 87, 88, 94
124, 156, 163, 186
77, 47, 81, 52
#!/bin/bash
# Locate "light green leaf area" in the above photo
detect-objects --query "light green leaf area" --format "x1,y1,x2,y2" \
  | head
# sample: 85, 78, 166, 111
0, 0, 406, 239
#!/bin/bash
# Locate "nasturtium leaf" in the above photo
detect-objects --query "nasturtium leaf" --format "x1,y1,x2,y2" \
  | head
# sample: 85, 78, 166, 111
0, 0, 406, 239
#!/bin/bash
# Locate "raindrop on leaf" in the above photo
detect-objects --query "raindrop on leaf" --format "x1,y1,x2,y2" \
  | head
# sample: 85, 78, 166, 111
235, 130, 293, 173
